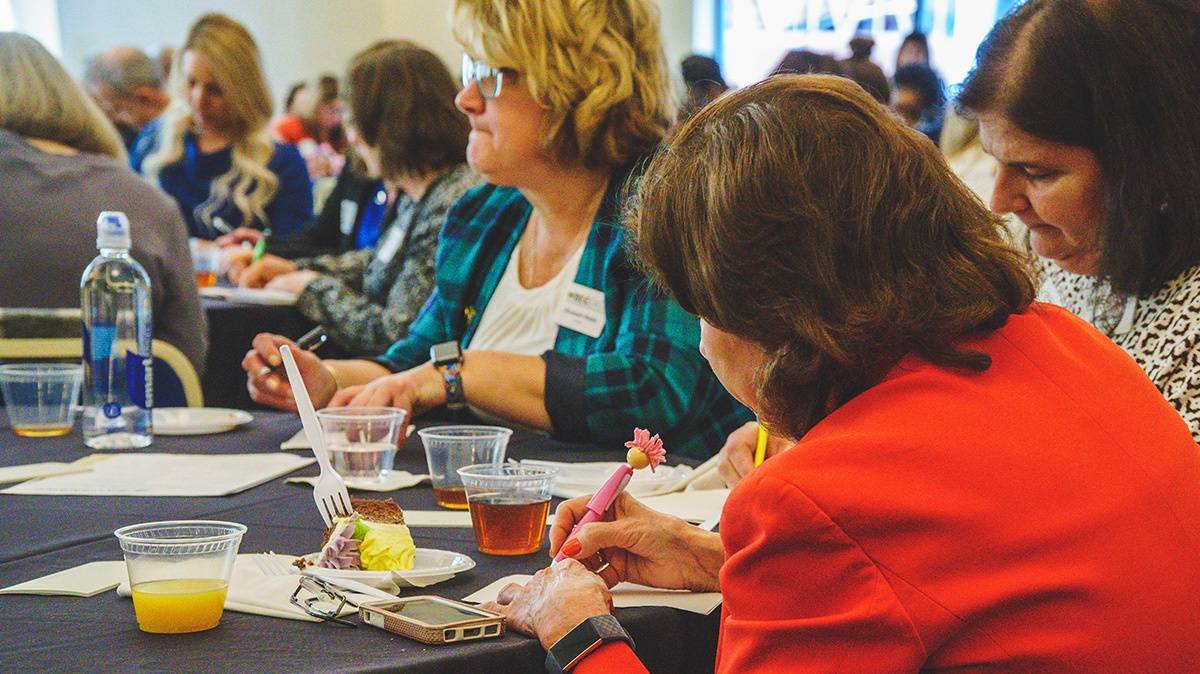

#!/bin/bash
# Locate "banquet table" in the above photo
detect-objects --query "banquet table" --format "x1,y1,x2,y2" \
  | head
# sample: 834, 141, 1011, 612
0, 412, 720, 674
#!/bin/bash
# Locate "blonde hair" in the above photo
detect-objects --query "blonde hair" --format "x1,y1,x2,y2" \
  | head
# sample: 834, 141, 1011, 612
452, 0, 670, 168
0, 32, 125, 161
144, 14, 278, 230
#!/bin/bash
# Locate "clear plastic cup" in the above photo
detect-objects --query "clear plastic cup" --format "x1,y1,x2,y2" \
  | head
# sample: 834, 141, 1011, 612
114, 520, 246, 633
315, 407, 406, 481
189, 239, 221, 288
0, 363, 84, 437
417, 426, 511, 509
457, 464, 557, 555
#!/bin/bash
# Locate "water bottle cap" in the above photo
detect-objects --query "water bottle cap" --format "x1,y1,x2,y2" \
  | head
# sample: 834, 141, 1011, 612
96, 211, 131, 249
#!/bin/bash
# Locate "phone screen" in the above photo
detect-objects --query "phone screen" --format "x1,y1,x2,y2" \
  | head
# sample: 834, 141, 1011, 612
383, 599, 489, 625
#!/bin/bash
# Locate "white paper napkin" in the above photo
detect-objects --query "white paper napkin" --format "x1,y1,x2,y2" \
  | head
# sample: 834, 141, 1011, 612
464, 574, 722, 615
401, 510, 475, 528
638, 489, 730, 524
286, 471, 429, 492
0, 561, 127, 597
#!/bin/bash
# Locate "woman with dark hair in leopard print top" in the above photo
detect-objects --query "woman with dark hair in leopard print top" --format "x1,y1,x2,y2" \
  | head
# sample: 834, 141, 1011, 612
958, 0, 1200, 441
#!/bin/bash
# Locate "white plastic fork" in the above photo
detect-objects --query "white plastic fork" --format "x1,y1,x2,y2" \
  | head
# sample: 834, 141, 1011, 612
253, 552, 298, 577
279, 345, 352, 527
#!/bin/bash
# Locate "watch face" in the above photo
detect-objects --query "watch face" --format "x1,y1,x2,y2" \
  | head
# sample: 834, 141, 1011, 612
430, 341, 462, 365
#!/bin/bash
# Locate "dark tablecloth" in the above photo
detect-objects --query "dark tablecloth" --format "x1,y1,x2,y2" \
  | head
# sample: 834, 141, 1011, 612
0, 413, 719, 673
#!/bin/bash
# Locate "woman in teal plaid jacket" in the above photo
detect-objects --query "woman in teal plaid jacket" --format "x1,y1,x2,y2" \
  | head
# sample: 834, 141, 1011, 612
243, 0, 751, 458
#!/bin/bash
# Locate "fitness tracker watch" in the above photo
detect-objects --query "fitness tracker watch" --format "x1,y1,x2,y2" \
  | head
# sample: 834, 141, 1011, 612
430, 341, 466, 410
545, 614, 635, 673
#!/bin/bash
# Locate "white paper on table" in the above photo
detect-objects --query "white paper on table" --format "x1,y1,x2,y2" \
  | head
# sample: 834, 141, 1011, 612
637, 489, 730, 525
0, 561, 128, 597
0, 461, 94, 485
286, 471, 429, 492
464, 574, 722, 615
0, 453, 314, 497
281, 425, 415, 450
199, 286, 297, 305
401, 510, 475, 528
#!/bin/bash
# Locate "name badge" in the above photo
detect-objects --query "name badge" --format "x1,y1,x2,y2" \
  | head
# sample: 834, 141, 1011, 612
339, 199, 359, 235
553, 283, 606, 338
374, 223, 404, 265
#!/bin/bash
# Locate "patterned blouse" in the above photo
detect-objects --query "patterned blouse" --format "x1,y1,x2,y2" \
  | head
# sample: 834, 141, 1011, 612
1037, 258, 1200, 441
293, 164, 482, 355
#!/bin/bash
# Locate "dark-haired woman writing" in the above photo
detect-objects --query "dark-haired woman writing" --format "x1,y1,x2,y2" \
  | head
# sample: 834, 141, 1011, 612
483, 76, 1200, 672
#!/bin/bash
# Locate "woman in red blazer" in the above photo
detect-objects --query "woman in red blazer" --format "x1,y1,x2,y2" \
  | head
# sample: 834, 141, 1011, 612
480, 74, 1200, 673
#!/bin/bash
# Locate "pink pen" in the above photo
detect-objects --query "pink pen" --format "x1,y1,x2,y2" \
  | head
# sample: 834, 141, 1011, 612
555, 428, 664, 562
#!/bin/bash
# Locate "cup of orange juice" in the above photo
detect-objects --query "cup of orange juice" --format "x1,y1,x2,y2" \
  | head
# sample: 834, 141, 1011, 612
114, 520, 246, 633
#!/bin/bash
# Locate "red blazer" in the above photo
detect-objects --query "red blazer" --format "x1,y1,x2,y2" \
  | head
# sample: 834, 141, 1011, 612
579, 304, 1200, 673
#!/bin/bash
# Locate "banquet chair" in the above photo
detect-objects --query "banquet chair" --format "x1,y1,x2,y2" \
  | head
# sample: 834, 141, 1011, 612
0, 337, 203, 408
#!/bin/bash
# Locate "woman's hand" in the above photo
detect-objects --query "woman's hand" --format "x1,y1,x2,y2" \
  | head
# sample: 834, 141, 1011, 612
215, 227, 263, 248
716, 421, 792, 487
480, 559, 613, 649
237, 256, 298, 288
551, 491, 723, 592
242, 332, 337, 410
327, 362, 446, 420
265, 270, 319, 296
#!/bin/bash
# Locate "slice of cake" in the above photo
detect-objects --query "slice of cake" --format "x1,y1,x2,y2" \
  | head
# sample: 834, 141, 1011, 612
305, 498, 417, 571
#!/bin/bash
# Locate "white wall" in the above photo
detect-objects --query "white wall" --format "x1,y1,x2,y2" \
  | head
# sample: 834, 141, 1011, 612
53, 0, 697, 111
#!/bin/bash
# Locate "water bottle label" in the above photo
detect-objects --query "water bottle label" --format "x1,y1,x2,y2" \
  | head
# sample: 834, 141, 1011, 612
125, 351, 153, 410
102, 402, 122, 419
88, 325, 116, 360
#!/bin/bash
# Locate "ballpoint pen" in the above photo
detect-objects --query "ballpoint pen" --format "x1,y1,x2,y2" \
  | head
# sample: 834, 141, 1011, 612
251, 229, 270, 264
258, 325, 327, 376
554, 428, 665, 562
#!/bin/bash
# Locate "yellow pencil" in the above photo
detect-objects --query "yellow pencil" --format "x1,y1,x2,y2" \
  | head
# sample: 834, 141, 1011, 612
754, 423, 768, 466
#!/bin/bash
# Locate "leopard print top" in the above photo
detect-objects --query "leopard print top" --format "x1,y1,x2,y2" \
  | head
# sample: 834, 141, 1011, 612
1037, 258, 1200, 442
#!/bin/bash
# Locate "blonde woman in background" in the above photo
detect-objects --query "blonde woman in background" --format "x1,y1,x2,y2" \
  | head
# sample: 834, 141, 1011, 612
134, 13, 311, 240
0, 32, 207, 371
243, 0, 752, 460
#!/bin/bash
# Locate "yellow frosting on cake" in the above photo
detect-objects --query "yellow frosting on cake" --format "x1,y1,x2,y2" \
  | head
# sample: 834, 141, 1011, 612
357, 522, 416, 571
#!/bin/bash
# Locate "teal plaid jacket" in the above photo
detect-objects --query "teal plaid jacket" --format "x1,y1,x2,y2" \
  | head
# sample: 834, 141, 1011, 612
378, 163, 752, 459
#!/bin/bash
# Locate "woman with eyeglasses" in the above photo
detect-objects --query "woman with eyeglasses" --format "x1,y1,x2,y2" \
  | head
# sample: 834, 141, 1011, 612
242, 0, 751, 459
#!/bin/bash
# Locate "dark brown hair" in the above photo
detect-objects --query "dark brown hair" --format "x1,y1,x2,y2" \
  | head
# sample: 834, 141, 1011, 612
346, 40, 468, 180
629, 75, 1033, 440
957, 0, 1200, 297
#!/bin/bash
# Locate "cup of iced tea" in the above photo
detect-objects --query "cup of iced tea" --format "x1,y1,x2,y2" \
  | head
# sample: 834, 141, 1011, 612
0, 363, 83, 437
315, 407, 406, 481
114, 520, 246, 633
457, 464, 557, 555
189, 239, 221, 288
417, 426, 511, 508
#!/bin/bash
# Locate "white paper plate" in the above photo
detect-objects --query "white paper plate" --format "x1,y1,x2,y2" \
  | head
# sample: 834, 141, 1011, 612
153, 408, 254, 435
302, 548, 475, 587
523, 461, 692, 499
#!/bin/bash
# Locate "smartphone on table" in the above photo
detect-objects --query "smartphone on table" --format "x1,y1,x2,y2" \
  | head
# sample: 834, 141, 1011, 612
359, 595, 505, 644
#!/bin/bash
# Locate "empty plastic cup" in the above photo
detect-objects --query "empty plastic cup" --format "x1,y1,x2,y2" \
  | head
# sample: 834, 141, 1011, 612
418, 426, 511, 509
0, 363, 84, 437
114, 520, 246, 633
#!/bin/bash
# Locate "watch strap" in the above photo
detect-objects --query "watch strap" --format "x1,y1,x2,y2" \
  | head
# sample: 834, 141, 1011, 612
546, 615, 634, 674
440, 359, 466, 409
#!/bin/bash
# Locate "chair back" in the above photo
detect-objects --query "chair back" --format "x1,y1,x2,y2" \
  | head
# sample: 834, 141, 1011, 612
1, 307, 204, 408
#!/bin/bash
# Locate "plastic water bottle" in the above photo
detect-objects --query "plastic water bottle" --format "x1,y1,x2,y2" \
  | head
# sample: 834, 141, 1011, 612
80, 211, 153, 448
